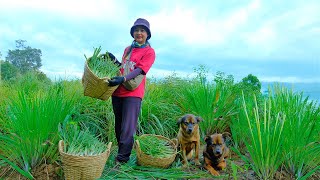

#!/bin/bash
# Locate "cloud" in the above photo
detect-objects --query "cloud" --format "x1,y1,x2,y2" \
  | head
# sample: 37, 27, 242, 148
241, 1, 320, 60
1, 0, 319, 84
0, 25, 18, 38
0, 0, 122, 21
149, 0, 261, 46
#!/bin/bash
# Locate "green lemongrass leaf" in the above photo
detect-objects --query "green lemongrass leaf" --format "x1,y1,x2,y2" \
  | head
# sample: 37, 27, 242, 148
298, 165, 320, 180
268, 83, 320, 178
86, 47, 119, 78
60, 121, 106, 156
136, 135, 175, 158
241, 93, 286, 179
2, 80, 80, 175
0, 155, 33, 179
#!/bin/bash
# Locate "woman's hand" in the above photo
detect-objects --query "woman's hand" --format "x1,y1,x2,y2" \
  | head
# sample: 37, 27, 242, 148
105, 52, 121, 67
108, 76, 126, 86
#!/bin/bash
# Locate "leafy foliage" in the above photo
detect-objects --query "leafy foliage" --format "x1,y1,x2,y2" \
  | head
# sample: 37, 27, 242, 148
5, 40, 42, 73
0, 60, 19, 81
238, 73, 262, 93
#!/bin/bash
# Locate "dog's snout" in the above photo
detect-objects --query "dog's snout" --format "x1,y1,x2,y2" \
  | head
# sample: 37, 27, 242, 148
187, 124, 193, 133
215, 147, 222, 154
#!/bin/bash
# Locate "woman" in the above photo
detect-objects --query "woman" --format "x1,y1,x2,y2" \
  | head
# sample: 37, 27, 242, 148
108, 18, 156, 163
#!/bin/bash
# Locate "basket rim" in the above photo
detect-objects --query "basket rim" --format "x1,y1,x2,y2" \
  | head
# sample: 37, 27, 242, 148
135, 134, 177, 168
84, 53, 117, 80
58, 140, 112, 158
84, 59, 111, 81
82, 59, 119, 100
135, 134, 178, 157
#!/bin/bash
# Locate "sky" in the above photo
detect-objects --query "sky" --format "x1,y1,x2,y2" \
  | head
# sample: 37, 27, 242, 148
0, 0, 319, 84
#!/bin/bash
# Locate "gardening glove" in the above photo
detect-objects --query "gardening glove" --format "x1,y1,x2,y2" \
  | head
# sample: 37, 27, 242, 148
106, 52, 121, 67
108, 76, 125, 86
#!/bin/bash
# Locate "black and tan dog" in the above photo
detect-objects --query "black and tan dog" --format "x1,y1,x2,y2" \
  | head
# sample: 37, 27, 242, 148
175, 114, 203, 166
203, 133, 230, 176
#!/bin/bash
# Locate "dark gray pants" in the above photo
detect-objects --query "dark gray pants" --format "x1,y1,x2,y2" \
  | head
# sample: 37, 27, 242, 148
111, 96, 142, 162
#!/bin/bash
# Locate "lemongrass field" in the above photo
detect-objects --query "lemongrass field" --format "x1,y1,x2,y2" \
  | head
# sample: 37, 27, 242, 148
0, 68, 319, 180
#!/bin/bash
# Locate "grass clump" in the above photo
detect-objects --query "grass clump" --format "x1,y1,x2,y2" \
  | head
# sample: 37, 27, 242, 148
235, 93, 285, 180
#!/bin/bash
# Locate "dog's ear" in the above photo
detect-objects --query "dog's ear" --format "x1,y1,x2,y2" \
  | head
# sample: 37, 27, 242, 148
222, 132, 231, 141
204, 135, 212, 145
177, 115, 186, 125
196, 116, 203, 123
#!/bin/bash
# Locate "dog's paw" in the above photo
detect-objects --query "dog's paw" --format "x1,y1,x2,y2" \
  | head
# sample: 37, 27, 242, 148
181, 161, 189, 168
182, 163, 189, 169
194, 160, 201, 166
209, 170, 220, 176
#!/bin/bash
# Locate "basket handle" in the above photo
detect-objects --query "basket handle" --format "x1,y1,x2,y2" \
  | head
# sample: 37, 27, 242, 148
134, 140, 142, 156
106, 142, 112, 157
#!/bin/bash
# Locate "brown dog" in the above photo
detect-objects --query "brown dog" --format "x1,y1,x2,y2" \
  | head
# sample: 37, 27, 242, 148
203, 133, 230, 176
176, 114, 203, 166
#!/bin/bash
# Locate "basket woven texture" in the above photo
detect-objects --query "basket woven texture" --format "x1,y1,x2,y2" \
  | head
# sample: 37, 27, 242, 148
58, 140, 112, 180
82, 58, 118, 100
135, 134, 177, 168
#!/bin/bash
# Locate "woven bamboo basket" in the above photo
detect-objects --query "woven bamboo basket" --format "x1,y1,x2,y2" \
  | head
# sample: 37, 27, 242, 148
82, 57, 118, 101
58, 140, 112, 180
135, 134, 177, 168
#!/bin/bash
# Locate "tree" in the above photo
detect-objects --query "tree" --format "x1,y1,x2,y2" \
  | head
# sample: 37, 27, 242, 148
1, 60, 19, 81
214, 71, 234, 87
240, 74, 261, 93
5, 40, 42, 73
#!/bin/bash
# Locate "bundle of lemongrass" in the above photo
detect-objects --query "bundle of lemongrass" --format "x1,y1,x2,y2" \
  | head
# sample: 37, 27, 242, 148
136, 135, 175, 158
59, 117, 106, 156
85, 46, 119, 78
65, 129, 105, 156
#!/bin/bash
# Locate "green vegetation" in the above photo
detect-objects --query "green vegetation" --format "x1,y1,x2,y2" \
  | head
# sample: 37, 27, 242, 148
235, 94, 285, 180
59, 116, 107, 156
0, 78, 81, 178
135, 135, 175, 158
1, 39, 49, 83
269, 84, 320, 179
5, 40, 42, 74
86, 46, 119, 78
0, 42, 319, 179
0, 60, 19, 81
